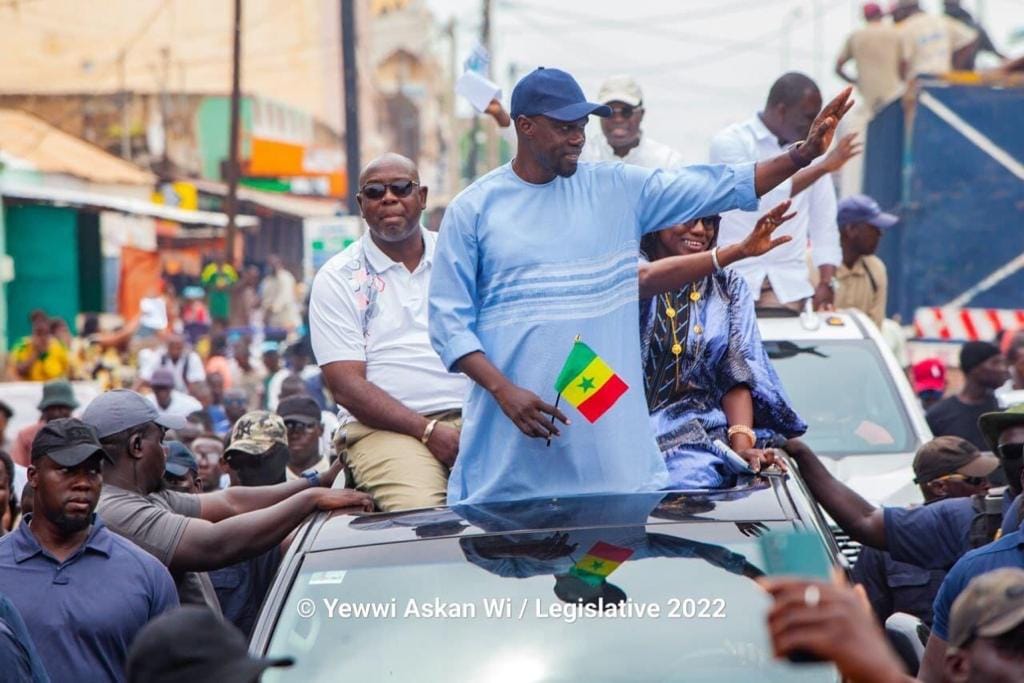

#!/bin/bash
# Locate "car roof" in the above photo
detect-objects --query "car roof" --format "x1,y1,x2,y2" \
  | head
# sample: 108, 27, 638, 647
307, 477, 802, 553
756, 308, 870, 342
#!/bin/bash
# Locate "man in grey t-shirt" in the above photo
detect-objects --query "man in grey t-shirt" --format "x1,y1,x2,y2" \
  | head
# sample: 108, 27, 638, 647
99, 485, 218, 611
85, 391, 372, 610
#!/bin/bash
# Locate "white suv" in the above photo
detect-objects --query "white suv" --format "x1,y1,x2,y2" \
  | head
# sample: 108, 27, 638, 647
757, 308, 932, 561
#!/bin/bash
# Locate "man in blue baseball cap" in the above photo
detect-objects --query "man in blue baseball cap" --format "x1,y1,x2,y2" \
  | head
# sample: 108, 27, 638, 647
428, 66, 854, 505
833, 193, 899, 328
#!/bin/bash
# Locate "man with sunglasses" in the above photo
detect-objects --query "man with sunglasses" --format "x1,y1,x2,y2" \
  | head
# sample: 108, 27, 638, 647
851, 436, 999, 627
979, 404, 1024, 539
84, 391, 372, 612
429, 66, 852, 505
276, 395, 330, 482
581, 75, 684, 170
310, 153, 468, 512
916, 405, 1024, 682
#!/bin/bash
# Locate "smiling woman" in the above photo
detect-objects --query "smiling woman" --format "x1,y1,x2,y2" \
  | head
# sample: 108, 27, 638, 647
639, 211, 806, 489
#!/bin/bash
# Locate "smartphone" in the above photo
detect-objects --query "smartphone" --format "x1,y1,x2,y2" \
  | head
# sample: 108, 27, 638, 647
758, 530, 832, 664
712, 438, 755, 474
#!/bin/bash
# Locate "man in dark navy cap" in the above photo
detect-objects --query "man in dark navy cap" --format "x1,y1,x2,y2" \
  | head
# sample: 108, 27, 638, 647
834, 193, 898, 328
429, 66, 854, 505
0, 417, 179, 682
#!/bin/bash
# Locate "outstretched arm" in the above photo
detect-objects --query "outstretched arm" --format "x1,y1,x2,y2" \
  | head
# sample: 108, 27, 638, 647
784, 438, 887, 548
638, 201, 795, 298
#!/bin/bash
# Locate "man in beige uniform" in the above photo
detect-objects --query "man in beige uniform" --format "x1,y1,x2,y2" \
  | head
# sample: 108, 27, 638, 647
893, 0, 977, 80
835, 3, 904, 114
834, 195, 899, 329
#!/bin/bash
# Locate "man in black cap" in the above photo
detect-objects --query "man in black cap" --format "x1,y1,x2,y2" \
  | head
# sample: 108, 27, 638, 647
85, 390, 371, 613
163, 441, 202, 494
428, 66, 853, 505
10, 378, 78, 467
927, 341, 1009, 450
276, 395, 330, 481
851, 436, 999, 626
127, 605, 292, 682
979, 403, 1024, 538
0, 418, 179, 682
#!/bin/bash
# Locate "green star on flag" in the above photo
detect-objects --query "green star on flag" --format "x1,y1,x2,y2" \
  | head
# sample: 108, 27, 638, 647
577, 376, 595, 392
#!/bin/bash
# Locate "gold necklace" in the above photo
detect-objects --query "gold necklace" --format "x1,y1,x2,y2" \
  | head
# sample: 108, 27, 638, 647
661, 283, 701, 389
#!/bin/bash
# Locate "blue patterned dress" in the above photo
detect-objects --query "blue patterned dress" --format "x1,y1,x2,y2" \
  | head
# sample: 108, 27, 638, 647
640, 266, 806, 488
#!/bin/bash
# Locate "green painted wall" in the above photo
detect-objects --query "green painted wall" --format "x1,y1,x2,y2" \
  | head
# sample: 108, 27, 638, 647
196, 97, 253, 180
5, 205, 80, 347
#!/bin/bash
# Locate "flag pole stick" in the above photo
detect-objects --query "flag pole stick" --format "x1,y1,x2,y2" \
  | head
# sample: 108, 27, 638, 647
545, 394, 561, 448
548, 335, 579, 448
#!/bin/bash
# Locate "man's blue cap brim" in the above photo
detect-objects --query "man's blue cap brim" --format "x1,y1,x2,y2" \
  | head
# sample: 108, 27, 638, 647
165, 462, 191, 477
868, 212, 899, 229
543, 101, 612, 121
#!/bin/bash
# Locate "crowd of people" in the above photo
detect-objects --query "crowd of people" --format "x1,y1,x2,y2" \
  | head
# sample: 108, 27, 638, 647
0, 1, 1021, 680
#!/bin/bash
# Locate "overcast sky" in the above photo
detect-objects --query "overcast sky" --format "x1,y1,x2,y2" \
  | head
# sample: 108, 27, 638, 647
425, 0, 1024, 162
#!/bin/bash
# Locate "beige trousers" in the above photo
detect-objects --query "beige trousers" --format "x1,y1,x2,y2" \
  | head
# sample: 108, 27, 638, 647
336, 409, 461, 512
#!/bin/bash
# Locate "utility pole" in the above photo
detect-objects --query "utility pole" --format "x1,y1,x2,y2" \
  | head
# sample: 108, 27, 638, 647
482, 0, 498, 170
224, 0, 243, 266
118, 50, 130, 160
341, 0, 361, 216
445, 18, 460, 195
813, 0, 824, 84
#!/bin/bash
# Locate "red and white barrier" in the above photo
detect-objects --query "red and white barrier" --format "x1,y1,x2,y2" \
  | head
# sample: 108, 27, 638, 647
914, 307, 1024, 341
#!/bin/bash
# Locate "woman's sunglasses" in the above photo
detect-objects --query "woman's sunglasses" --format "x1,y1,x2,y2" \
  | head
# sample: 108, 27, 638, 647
683, 215, 721, 230
998, 442, 1024, 461
359, 179, 419, 200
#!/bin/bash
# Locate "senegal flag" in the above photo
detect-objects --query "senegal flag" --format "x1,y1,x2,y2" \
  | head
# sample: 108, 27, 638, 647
553, 340, 628, 423
569, 541, 635, 587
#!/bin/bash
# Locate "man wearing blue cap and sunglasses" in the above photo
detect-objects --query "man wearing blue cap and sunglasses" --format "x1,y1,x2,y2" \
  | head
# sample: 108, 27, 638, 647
833, 193, 899, 329
428, 66, 853, 505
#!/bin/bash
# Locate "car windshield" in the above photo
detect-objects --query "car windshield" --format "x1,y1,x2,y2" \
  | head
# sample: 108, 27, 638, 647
764, 339, 914, 456
262, 521, 835, 683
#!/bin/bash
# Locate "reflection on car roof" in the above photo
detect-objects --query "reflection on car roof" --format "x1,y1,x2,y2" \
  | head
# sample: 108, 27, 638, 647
311, 478, 797, 552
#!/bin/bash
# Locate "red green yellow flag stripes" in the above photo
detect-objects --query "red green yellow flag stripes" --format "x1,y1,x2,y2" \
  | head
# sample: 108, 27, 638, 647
568, 541, 635, 586
553, 340, 628, 423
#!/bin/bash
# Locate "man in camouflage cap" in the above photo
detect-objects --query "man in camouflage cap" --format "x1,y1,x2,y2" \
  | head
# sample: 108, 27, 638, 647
945, 567, 1024, 682
224, 411, 290, 488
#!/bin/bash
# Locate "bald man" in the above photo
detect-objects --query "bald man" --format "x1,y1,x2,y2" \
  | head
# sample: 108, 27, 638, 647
309, 154, 467, 511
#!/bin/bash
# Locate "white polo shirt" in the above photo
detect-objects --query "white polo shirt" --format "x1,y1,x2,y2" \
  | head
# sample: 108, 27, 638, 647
582, 134, 685, 170
309, 228, 468, 423
710, 113, 840, 304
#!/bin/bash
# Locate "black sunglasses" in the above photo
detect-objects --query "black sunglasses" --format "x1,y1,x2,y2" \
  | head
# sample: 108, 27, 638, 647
608, 105, 639, 119
360, 179, 419, 201
998, 442, 1024, 461
683, 215, 721, 230
284, 420, 316, 434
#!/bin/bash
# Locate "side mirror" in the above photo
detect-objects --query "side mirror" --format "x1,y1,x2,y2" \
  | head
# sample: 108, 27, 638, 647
884, 612, 927, 676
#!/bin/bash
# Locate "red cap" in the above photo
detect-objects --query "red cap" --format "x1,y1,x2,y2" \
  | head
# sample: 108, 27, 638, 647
913, 358, 946, 393
863, 2, 883, 19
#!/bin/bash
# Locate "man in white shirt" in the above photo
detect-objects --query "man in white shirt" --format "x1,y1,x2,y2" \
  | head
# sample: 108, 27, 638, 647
893, 0, 977, 81
711, 72, 856, 310
309, 153, 467, 512
582, 75, 684, 170
138, 334, 206, 392
146, 368, 203, 422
